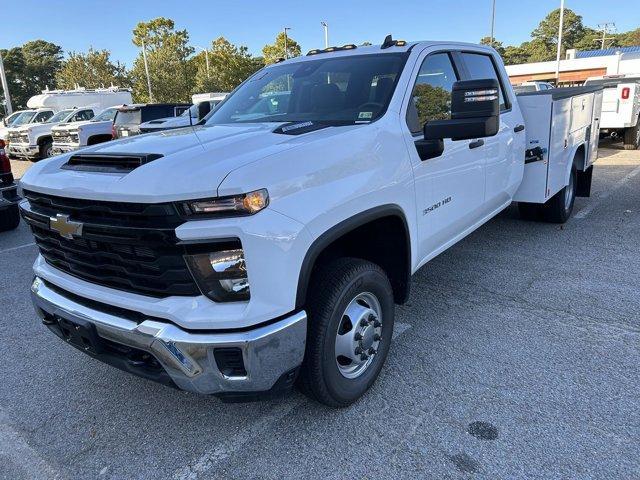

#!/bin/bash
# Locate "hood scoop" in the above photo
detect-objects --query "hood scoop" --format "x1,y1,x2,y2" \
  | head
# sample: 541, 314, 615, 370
61, 153, 164, 173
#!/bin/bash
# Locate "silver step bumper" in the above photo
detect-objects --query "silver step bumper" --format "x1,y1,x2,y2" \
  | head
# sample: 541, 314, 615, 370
31, 277, 307, 395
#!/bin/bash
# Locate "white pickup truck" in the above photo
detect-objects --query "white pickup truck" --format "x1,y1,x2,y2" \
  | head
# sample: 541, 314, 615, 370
19, 38, 602, 407
584, 74, 640, 149
51, 106, 122, 155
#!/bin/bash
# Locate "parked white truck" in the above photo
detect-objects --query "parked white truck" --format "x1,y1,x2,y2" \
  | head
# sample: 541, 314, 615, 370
7, 88, 132, 160
138, 93, 228, 133
51, 106, 123, 155
584, 74, 640, 149
20, 39, 602, 407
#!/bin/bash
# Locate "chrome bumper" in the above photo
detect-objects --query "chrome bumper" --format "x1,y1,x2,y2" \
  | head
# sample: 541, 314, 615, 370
8, 143, 38, 158
31, 277, 307, 396
51, 143, 79, 154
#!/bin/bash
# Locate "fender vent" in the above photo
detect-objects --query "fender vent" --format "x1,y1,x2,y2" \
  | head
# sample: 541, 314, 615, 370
61, 153, 164, 173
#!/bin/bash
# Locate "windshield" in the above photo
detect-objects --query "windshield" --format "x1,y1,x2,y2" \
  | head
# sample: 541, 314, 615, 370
4, 111, 22, 125
513, 85, 537, 93
205, 53, 407, 125
10, 111, 36, 126
92, 108, 118, 122
47, 109, 74, 123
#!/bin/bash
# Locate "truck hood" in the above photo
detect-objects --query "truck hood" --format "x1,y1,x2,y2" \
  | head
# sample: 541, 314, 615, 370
20, 122, 355, 203
12, 122, 60, 136
52, 120, 93, 132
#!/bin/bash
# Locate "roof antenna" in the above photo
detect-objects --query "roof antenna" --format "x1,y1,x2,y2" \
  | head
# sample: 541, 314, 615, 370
381, 34, 394, 49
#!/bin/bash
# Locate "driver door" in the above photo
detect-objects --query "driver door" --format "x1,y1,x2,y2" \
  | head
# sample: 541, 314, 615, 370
401, 49, 486, 264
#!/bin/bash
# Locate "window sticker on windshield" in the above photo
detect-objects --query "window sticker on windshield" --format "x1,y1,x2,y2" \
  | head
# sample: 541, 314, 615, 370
358, 111, 373, 120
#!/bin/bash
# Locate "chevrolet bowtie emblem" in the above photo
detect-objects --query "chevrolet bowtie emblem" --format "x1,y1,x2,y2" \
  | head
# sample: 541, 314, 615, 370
50, 214, 83, 239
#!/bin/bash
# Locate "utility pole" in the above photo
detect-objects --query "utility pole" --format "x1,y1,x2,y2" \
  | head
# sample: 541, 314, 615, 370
596, 22, 617, 49
283, 27, 291, 59
321, 21, 329, 48
0, 51, 13, 116
554, 0, 565, 85
141, 38, 153, 102
489, 0, 496, 46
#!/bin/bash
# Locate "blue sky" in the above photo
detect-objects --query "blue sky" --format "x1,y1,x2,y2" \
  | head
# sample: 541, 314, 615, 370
4, 0, 639, 66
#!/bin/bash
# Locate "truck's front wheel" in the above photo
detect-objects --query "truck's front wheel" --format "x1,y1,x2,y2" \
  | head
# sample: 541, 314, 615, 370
298, 258, 395, 407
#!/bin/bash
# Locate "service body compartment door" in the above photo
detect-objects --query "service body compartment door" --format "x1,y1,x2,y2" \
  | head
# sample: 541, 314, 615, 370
513, 94, 551, 203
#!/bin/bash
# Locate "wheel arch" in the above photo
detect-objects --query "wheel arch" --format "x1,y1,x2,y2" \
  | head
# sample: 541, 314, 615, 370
295, 205, 412, 309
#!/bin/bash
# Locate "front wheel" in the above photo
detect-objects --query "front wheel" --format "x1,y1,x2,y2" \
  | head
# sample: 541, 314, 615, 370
297, 258, 395, 407
0, 204, 20, 232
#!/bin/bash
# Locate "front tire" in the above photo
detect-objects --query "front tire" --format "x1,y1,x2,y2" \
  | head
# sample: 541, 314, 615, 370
36, 140, 53, 161
0, 204, 20, 232
297, 258, 395, 407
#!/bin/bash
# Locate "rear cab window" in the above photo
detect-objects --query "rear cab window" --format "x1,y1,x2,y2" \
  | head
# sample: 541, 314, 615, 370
460, 52, 510, 111
115, 109, 142, 126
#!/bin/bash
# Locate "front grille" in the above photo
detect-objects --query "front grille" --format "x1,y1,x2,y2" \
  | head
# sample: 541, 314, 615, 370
53, 131, 78, 144
21, 190, 201, 298
9, 132, 28, 143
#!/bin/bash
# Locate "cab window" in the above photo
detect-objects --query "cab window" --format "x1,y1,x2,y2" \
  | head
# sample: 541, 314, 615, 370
460, 52, 509, 110
406, 52, 458, 134
34, 111, 53, 123
72, 110, 94, 121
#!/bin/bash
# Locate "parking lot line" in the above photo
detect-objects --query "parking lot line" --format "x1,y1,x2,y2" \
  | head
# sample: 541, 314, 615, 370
574, 163, 640, 219
0, 242, 36, 254
172, 321, 412, 480
0, 409, 65, 480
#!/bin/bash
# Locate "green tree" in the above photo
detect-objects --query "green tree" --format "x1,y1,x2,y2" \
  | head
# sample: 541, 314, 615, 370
193, 37, 263, 94
619, 28, 640, 47
530, 8, 586, 60
480, 36, 505, 56
56, 48, 130, 90
0, 47, 29, 109
262, 32, 301, 65
130, 17, 195, 103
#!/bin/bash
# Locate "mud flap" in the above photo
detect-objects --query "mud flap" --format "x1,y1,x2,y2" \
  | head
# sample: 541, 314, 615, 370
576, 165, 593, 197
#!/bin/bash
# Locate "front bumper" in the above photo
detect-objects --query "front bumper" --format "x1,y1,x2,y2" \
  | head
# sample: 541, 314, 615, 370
51, 143, 80, 155
0, 182, 20, 209
8, 143, 38, 159
31, 277, 307, 397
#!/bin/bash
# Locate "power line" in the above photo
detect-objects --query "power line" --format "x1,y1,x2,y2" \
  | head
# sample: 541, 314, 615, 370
596, 22, 617, 49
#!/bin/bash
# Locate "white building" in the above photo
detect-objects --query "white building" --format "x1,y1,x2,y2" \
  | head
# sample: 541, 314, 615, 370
506, 46, 640, 85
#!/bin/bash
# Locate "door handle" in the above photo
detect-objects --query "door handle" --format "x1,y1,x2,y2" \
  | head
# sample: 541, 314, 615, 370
514, 124, 525, 133
468, 139, 484, 149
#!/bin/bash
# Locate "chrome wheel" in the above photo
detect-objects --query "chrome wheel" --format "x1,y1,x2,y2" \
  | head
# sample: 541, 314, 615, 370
564, 168, 575, 212
334, 292, 382, 379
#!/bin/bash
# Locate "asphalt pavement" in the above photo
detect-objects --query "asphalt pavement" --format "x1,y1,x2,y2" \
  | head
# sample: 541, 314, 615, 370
1, 145, 639, 479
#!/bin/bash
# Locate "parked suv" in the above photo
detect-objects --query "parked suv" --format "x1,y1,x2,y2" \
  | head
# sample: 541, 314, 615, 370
113, 104, 190, 138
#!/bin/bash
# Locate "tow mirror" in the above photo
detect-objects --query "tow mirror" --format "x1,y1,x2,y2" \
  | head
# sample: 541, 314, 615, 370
424, 78, 500, 142
197, 101, 211, 122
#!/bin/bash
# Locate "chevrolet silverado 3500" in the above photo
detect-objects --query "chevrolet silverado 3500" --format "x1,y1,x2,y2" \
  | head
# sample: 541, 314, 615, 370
19, 38, 602, 407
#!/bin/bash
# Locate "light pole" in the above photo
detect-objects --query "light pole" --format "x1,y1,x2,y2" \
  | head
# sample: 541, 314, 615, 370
0, 51, 12, 116
489, 0, 496, 46
141, 38, 153, 102
195, 46, 210, 78
283, 27, 292, 59
554, 0, 565, 85
321, 21, 329, 48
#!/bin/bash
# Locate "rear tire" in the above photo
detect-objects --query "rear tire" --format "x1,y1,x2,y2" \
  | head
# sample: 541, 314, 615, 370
623, 121, 640, 150
297, 258, 395, 407
543, 163, 577, 223
0, 204, 20, 232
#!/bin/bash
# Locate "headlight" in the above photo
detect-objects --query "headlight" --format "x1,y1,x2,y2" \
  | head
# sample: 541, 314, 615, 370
182, 189, 268, 217
185, 248, 250, 302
